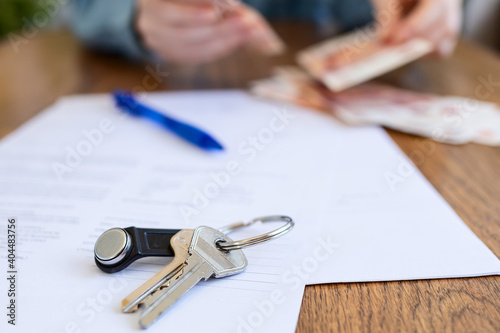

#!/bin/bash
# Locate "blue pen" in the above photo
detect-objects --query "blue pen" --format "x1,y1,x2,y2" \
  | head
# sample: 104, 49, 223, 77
113, 90, 224, 151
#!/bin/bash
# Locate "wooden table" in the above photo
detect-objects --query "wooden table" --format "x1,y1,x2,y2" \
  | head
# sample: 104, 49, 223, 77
1, 24, 499, 332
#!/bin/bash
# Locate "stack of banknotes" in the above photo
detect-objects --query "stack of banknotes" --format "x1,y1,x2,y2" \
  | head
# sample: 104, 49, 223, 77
251, 30, 500, 146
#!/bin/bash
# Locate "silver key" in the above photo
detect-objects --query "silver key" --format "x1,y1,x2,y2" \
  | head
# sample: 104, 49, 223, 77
139, 226, 248, 329
122, 229, 193, 313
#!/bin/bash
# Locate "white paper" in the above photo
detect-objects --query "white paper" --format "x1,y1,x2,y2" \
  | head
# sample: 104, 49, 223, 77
306, 126, 500, 284
0, 91, 498, 333
0, 91, 326, 333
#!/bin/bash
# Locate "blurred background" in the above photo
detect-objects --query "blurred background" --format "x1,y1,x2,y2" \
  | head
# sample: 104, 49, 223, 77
0, 0, 499, 53
463, 0, 500, 50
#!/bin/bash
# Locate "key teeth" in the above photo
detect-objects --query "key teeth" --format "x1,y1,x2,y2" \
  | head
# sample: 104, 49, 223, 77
128, 227, 248, 329
119, 230, 193, 319
122, 302, 138, 313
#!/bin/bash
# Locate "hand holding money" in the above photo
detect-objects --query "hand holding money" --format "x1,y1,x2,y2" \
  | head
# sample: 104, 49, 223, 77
247, 4, 497, 147
371, 0, 463, 57
296, 29, 433, 92
135, 0, 284, 65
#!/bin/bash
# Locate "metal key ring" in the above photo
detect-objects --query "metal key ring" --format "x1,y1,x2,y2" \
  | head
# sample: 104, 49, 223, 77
216, 215, 294, 251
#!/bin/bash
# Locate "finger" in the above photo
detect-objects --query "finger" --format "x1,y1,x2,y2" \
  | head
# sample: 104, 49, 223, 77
424, 29, 457, 58
235, 5, 285, 55
172, 29, 247, 64
435, 3, 462, 57
174, 16, 249, 44
151, 0, 218, 26
391, 0, 461, 56
435, 37, 457, 58
148, 18, 249, 64
371, 0, 404, 41
412, 17, 457, 58
194, 31, 247, 63
391, 0, 442, 43
182, 0, 242, 17
139, 7, 237, 49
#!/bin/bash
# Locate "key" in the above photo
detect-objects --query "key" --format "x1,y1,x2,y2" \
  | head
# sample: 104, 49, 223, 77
122, 229, 193, 313
139, 226, 248, 329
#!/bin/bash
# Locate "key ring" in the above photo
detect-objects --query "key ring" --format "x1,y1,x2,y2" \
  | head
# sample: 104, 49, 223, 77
216, 215, 294, 251
94, 215, 294, 273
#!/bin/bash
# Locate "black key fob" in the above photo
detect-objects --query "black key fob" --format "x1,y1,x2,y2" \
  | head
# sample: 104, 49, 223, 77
94, 227, 181, 273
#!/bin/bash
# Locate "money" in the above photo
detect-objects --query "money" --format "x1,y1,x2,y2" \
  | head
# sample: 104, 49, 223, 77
296, 29, 433, 92
330, 84, 500, 145
250, 67, 500, 146
250, 67, 329, 110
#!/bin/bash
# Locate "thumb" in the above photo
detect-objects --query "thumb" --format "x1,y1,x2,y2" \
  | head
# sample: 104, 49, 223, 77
372, 0, 403, 42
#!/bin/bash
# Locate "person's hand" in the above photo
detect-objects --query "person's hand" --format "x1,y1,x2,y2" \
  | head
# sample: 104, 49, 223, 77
135, 0, 284, 65
135, 0, 247, 64
371, 0, 463, 57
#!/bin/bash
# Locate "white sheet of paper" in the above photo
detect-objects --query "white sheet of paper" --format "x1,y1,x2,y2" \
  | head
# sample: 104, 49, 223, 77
305, 126, 500, 284
1, 91, 324, 333
0, 91, 498, 333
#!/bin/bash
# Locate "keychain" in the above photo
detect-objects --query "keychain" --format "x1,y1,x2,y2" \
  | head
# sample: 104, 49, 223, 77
93, 215, 294, 329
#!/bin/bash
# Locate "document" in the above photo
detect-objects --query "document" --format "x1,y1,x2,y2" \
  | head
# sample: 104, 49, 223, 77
306, 126, 500, 284
0, 91, 498, 332
0, 91, 324, 333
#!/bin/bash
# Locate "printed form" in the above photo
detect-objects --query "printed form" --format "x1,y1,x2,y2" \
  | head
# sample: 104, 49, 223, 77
0, 91, 498, 332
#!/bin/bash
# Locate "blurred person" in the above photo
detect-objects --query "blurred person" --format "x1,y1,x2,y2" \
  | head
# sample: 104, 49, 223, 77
71, 0, 462, 65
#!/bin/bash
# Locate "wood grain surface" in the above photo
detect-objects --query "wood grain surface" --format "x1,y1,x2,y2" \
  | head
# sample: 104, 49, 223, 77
0, 24, 499, 332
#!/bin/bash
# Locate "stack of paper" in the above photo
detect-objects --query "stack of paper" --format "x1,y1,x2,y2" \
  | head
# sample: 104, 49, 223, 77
0, 91, 498, 332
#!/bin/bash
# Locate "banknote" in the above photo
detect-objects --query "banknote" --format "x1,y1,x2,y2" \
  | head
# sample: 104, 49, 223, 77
250, 67, 330, 110
296, 29, 433, 92
250, 67, 500, 146
329, 84, 500, 145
